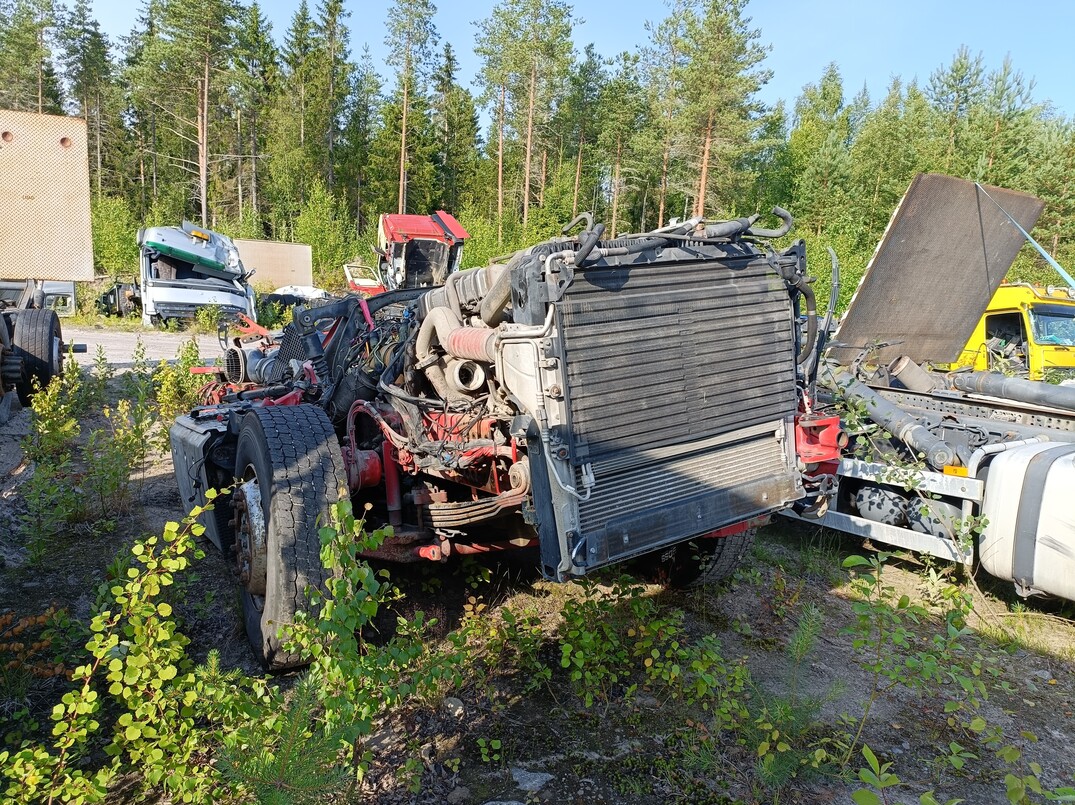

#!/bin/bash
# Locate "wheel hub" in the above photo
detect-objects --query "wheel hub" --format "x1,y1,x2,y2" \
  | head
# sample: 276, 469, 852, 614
232, 477, 267, 596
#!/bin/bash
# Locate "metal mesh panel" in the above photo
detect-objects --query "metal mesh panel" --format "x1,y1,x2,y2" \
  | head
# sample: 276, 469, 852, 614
0, 111, 94, 281
558, 258, 799, 464
831, 173, 1044, 366
555, 253, 802, 566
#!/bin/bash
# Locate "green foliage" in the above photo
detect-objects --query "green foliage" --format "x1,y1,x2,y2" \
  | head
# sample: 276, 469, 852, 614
292, 180, 358, 289
255, 298, 293, 330
22, 360, 82, 464
217, 674, 350, 804
749, 604, 841, 792
90, 196, 139, 278
83, 345, 115, 409
153, 338, 204, 425
0, 503, 275, 803
284, 501, 463, 779
193, 304, 223, 333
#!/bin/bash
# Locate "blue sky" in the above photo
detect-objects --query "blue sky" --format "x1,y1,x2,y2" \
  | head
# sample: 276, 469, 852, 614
89, 0, 1075, 119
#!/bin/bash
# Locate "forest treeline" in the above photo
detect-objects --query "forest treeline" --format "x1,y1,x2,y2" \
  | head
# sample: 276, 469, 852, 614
2, 0, 1075, 296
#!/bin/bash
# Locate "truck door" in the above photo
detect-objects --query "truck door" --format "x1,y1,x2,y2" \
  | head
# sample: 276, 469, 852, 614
983, 311, 1029, 373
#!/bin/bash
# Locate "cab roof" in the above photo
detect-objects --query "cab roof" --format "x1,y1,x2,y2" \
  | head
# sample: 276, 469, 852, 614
379, 211, 469, 245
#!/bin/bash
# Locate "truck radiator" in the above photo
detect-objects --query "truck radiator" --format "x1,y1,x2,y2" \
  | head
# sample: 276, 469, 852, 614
556, 255, 803, 566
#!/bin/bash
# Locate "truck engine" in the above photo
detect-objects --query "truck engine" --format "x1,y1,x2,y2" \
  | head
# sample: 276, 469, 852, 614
170, 211, 837, 669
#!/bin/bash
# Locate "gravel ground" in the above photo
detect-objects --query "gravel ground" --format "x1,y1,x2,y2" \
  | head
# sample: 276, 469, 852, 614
61, 324, 225, 370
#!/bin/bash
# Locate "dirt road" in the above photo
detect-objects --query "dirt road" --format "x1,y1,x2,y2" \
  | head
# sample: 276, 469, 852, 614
62, 325, 224, 369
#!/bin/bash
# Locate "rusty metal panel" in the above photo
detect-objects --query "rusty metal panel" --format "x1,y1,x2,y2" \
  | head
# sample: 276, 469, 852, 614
233, 239, 313, 288
0, 110, 94, 281
831, 173, 1044, 366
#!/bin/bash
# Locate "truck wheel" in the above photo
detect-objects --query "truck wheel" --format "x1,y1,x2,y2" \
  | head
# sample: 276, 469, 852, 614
232, 405, 347, 671
654, 529, 757, 589
13, 309, 62, 405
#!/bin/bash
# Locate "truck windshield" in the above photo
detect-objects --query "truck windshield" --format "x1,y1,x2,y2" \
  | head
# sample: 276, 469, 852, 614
1029, 304, 1075, 346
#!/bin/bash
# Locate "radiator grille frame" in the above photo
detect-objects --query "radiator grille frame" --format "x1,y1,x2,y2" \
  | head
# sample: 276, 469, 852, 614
540, 246, 805, 572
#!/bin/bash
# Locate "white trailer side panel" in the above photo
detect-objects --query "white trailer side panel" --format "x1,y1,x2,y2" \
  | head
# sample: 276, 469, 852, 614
233, 239, 313, 288
0, 110, 94, 281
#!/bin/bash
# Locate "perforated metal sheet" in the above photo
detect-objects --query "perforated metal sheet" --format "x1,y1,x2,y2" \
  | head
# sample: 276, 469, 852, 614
831, 174, 1044, 366
0, 110, 94, 281
234, 239, 313, 288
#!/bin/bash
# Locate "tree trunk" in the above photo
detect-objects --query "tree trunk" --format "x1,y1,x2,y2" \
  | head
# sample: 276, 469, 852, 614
657, 40, 678, 228
138, 132, 146, 212
658, 132, 671, 227
694, 110, 714, 218
327, 39, 336, 191
93, 91, 102, 196
610, 137, 622, 238
198, 57, 209, 226
36, 27, 43, 113
398, 73, 409, 214
572, 129, 584, 217
522, 61, 537, 229
251, 112, 259, 217
538, 149, 547, 206
150, 112, 158, 201
497, 83, 505, 247
236, 112, 244, 214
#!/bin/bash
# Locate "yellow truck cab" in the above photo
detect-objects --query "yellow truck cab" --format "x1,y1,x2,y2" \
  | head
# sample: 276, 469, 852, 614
941, 283, 1075, 380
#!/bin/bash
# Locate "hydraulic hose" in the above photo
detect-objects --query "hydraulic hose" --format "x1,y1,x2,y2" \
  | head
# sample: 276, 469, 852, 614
416, 307, 463, 401
704, 215, 758, 239
804, 247, 840, 382
794, 276, 818, 366
573, 223, 606, 267
479, 260, 517, 326
746, 206, 793, 238
950, 371, 1075, 412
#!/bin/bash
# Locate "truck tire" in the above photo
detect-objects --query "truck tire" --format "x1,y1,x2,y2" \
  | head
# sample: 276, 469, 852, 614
13, 309, 62, 405
233, 405, 347, 671
653, 529, 757, 590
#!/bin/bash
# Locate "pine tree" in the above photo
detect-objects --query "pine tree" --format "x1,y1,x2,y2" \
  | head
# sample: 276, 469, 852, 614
0, 0, 65, 112
60, 0, 118, 194
679, 0, 771, 217
265, 1, 319, 232
384, 0, 438, 214
337, 47, 382, 232
232, 1, 277, 222
129, 0, 238, 224
596, 53, 645, 236
431, 43, 480, 212
643, 9, 691, 226
928, 45, 985, 173
312, 0, 352, 191
558, 44, 605, 219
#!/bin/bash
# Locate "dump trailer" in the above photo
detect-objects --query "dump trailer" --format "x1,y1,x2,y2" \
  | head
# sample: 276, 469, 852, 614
170, 209, 842, 670
789, 174, 1075, 602
0, 110, 92, 422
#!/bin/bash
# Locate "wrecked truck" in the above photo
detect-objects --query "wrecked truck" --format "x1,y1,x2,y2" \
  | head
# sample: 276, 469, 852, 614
170, 209, 842, 670
787, 174, 1075, 604
98, 221, 257, 328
